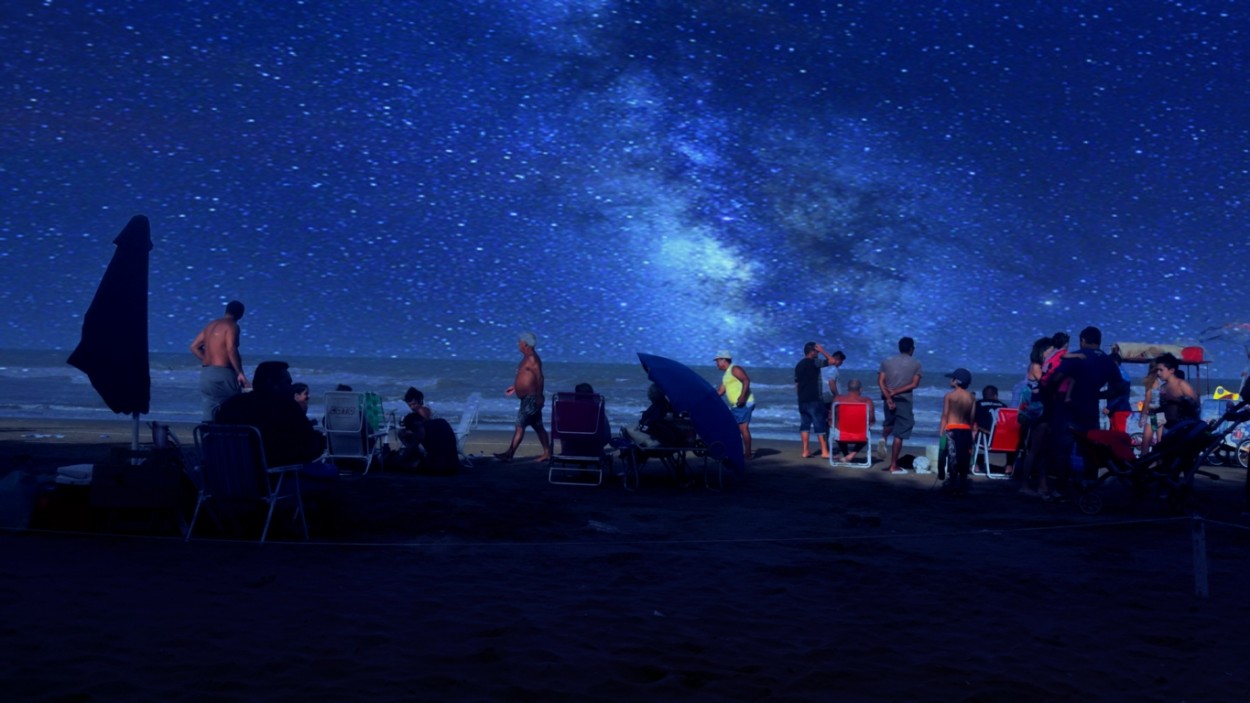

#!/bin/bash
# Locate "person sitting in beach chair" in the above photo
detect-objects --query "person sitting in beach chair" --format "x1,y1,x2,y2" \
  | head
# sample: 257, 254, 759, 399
548, 383, 614, 485
627, 383, 687, 448
973, 385, 1013, 472
829, 379, 875, 468
619, 384, 700, 486
214, 360, 338, 509
973, 385, 1006, 439
553, 383, 612, 456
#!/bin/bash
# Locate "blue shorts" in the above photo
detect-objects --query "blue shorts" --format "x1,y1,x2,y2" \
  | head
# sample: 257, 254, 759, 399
799, 400, 828, 434
729, 403, 754, 425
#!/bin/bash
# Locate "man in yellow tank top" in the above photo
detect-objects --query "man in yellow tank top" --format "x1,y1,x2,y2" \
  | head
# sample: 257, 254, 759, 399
715, 350, 755, 460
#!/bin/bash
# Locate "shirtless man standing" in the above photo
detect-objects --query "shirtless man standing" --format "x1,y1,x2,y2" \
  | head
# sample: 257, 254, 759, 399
190, 300, 249, 421
939, 368, 976, 495
495, 331, 551, 462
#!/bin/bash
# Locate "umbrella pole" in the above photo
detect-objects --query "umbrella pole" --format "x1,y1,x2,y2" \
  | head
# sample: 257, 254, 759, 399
131, 412, 140, 454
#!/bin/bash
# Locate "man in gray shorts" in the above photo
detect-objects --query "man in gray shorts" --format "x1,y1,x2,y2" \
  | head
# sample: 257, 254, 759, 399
494, 331, 551, 462
190, 300, 248, 421
878, 336, 923, 474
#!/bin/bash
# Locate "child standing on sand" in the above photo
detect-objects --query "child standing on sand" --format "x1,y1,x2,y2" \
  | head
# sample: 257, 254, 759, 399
940, 368, 976, 495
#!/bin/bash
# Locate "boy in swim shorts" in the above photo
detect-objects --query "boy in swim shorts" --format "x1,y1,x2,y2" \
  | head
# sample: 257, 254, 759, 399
940, 368, 976, 495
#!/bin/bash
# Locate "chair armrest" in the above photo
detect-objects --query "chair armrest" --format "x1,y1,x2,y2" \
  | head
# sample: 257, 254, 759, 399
268, 463, 304, 475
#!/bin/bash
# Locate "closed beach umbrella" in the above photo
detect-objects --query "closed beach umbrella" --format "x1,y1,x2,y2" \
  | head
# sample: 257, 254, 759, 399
67, 215, 152, 447
1200, 322, 1250, 348
637, 352, 745, 476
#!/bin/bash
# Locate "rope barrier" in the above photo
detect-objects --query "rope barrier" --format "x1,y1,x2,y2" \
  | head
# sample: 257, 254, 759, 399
7, 510, 1248, 597
1, 512, 1238, 549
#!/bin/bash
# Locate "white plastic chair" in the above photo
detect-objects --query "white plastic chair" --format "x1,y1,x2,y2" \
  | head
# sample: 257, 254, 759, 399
322, 391, 387, 474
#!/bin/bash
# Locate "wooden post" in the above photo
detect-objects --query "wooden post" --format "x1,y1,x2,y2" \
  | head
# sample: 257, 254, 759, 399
1191, 516, 1209, 598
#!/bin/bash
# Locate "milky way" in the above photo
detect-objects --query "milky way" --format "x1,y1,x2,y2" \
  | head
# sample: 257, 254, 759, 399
2, 1, 1247, 374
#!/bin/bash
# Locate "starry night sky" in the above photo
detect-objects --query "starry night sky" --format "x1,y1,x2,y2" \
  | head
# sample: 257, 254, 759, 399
3, 1, 1248, 374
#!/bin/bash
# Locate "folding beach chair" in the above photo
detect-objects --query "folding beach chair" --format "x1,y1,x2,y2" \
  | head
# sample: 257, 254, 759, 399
454, 392, 482, 457
971, 407, 1020, 479
548, 392, 613, 486
322, 391, 387, 475
829, 401, 873, 468
187, 424, 307, 544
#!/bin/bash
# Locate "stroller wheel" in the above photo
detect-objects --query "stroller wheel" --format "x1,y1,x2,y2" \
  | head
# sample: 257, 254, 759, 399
1237, 438, 1250, 469
1207, 449, 1227, 467
1077, 492, 1104, 515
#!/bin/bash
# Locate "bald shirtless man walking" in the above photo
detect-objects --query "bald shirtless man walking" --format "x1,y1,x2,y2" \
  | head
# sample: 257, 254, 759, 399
495, 331, 551, 462
190, 300, 249, 421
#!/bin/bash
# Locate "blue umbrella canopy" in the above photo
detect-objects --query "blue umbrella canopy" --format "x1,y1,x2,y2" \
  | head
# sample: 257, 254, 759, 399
637, 352, 745, 475
67, 215, 152, 416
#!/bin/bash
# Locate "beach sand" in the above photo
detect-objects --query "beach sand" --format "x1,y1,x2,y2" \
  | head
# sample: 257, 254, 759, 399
3, 418, 1250, 702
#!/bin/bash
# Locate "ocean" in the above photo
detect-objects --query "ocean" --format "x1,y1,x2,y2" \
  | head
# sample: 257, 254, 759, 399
3, 349, 1239, 447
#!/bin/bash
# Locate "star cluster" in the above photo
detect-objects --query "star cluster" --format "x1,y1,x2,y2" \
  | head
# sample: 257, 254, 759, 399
2, 1, 1247, 373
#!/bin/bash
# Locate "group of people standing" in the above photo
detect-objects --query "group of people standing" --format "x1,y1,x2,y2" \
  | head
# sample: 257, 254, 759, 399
712, 337, 920, 470
1009, 326, 1175, 500
715, 327, 1188, 499
190, 302, 1225, 501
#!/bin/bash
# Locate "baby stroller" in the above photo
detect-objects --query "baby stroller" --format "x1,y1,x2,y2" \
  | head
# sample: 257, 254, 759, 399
1198, 397, 1250, 467
1072, 401, 1250, 515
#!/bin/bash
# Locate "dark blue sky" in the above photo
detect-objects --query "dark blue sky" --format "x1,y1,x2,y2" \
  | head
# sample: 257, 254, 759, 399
3, 1, 1247, 374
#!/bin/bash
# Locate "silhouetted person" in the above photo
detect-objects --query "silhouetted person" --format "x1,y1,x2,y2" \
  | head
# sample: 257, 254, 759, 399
190, 300, 248, 420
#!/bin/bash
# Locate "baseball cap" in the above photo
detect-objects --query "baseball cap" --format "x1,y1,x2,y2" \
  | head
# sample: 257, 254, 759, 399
945, 368, 972, 388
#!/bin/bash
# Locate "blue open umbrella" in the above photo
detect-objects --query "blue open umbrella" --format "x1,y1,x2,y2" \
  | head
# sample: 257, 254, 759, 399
67, 215, 152, 449
637, 352, 745, 476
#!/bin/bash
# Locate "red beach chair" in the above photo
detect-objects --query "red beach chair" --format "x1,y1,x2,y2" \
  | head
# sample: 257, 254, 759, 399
829, 401, 873, 468
971, 407, 1019, 479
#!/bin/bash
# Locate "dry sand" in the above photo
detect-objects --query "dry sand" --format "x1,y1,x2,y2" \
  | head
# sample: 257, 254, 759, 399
3, 418, 1250, 702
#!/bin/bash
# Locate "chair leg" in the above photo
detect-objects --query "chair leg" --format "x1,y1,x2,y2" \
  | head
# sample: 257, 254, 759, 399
623, 451, 640, 491
185, 494, 205, 542
260, 495, 278, 544
259, 471, 309, 543
291, 471, 308, 539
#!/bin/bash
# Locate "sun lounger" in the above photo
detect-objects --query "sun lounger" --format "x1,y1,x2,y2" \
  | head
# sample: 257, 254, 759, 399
617, 420, 731, 490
